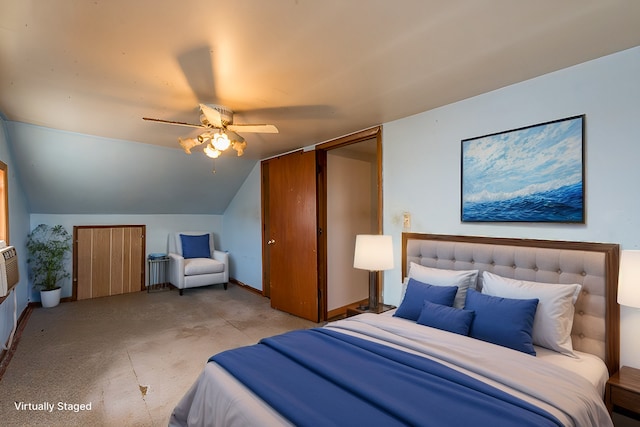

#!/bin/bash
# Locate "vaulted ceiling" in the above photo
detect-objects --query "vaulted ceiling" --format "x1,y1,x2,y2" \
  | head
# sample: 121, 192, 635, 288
2, 1, 640, 214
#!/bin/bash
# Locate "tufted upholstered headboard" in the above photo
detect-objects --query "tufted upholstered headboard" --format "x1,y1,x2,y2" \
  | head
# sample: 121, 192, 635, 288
402, 233, 620, 375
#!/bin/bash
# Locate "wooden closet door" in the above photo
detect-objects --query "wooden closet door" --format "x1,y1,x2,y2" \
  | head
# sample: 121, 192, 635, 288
74, 225, 145, 300
264, 150, 319, 322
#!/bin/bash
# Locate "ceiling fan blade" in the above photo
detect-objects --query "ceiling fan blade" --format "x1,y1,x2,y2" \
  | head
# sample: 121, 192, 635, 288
227, 124, 279, 134
226, 130, 245, 143
199, 103, 223, 128
143, 117, 205, 129
177, 46, 216, 102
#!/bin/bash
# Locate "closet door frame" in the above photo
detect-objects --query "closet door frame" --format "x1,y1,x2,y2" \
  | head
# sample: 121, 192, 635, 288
316, 126, 383, 320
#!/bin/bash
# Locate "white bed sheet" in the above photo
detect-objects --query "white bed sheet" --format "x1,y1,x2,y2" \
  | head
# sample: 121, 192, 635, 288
171, 363, 292, 427
535, 347, 609, 398
381, 308, 610, 398
170, 313, 612, 427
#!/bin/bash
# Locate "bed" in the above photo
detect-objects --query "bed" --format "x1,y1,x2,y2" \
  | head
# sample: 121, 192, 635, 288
170, 233, 620, 427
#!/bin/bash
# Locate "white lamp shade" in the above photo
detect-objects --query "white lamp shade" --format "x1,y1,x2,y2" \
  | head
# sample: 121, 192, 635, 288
353, 234, 394, 271
618, 250, 640, 308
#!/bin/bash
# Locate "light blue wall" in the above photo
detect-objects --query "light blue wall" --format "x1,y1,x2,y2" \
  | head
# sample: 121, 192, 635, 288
382, 46, 640, 367
29, 213, 223, 301
222, 163, 263, 289
0, 116, 31, 353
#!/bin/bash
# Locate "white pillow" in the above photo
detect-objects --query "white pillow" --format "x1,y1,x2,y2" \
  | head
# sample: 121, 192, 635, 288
481, 271, 582, 357
407, 262, 478, 309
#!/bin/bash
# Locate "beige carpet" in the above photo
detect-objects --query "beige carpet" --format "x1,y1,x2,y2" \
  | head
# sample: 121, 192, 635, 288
0, 284, 319, 426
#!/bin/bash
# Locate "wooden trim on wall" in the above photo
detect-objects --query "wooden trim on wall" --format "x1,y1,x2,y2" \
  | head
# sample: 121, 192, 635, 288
260, 159, 271, 298
376, 127, 383, 233
229, 278, 264, 296
260, 161, 267, 298
316, 127, 381, 151
0, 161, 8, 245
316, 149, 327, 320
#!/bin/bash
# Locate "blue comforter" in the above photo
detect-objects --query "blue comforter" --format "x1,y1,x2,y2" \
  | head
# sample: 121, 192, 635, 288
211, 328, 562, 427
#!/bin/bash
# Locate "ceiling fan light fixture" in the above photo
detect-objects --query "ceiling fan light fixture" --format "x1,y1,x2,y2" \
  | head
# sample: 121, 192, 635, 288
232, 141, 247, 156
212, 131, 231, 151
146, 102, 278, 161
178, 137, 201, 154
204, 144, 221, 159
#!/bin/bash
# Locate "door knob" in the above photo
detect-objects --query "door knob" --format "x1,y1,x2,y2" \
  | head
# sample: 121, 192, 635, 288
267, 239, 276, 245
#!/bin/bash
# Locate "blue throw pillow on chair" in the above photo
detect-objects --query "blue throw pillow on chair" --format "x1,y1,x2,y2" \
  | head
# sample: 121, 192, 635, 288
180, 234, 210, 259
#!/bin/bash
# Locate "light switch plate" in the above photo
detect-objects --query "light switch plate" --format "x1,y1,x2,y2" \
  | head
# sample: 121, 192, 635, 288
403, 212, 411, 230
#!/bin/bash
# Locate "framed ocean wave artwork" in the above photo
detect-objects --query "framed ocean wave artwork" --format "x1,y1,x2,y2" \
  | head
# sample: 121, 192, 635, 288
461, 115, 585, 223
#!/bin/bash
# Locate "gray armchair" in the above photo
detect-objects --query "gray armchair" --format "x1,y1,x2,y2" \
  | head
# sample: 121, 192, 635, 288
168, 232, 229, 295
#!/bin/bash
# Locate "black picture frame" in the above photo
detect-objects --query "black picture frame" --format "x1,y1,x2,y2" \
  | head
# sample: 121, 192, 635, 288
461, 115, 585, 223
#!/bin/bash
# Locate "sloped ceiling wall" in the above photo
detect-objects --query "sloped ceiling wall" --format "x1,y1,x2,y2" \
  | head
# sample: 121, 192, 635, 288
7, 122, 256, 214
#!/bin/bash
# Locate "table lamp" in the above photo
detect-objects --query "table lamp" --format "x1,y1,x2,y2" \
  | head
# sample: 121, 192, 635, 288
353, 234, 394, 310
619, 250, 640, 308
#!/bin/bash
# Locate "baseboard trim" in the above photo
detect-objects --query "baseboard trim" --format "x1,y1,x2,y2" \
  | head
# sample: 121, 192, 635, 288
229, 278, 264, 296
0, 304, 33, 381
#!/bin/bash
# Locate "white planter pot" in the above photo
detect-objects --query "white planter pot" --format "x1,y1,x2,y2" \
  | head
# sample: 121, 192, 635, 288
40, 288, 61, 308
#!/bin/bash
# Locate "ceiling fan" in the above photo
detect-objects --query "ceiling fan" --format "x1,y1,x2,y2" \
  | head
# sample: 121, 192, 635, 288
143, 103, 278, 158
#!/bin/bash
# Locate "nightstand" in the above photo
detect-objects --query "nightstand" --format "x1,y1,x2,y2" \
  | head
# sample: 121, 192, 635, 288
606, 366, 640, 419
346, 300, 396, 317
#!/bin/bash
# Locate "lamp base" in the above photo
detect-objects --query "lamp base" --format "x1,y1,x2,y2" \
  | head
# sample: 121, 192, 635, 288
366, 270, 378, 310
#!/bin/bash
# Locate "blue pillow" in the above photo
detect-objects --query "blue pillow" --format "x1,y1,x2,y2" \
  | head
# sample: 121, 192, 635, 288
417, 300, 475, 336
464, 289, 538, 355
180, 234, 210, 259
394, 278, 458, 321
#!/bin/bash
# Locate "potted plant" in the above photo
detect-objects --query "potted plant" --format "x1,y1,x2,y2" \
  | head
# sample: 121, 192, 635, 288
26, 224, 72, 308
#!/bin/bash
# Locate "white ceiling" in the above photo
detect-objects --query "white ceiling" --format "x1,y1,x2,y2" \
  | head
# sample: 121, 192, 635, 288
2, 1, 640, 214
